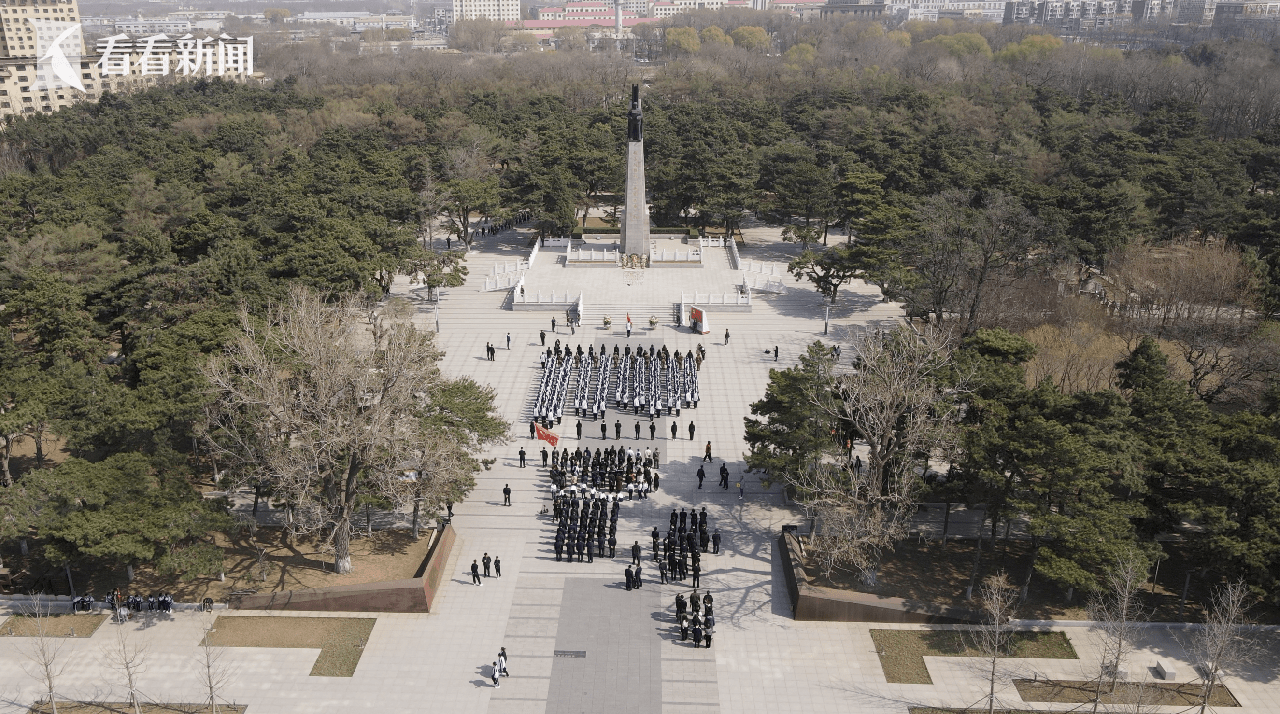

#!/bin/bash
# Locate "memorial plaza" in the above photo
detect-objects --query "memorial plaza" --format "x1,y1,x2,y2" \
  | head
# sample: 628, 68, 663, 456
0, 88, 1275, 714
0, 220, 1276, 714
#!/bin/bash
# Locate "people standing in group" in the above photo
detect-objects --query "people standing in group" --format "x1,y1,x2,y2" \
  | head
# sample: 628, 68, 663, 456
495, 556, 502, 577
483, 553, 492, 577
671, 422, 678, 440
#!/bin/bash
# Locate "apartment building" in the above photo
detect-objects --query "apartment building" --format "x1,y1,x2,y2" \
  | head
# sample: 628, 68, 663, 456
453, 0, 521, 21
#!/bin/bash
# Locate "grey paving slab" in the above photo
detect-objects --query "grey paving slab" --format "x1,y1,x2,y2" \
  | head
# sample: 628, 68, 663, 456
545, 577, 662, 714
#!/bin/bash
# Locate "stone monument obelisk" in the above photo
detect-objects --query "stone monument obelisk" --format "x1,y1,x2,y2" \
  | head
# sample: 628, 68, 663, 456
619, 84, 650, 257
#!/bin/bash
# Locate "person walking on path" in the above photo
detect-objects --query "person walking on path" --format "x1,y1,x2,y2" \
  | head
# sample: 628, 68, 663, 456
631, 541, 642, 566
518, 449, 526, 468
506, 333, 511, 350
503, 484, 512, 505
737, 481, 744, 499
703, 442, 712, 462
670, 422, 678, 440
490, 663, 501, 688
649, 422, 656, 440
696, 465, 705, 489
498, 648, 509, 677
540, 330, 546, 346
688, 422, 696, 441
718, 463, 729, 489
483, 553, 492, 577
634, 421, 641, 439
724, 329, 729, 345
774, 345, 779, 361
495, 556, 502, 578
471, 560, 482, 585
576, 421, 583, 439
712, 530, 721, 554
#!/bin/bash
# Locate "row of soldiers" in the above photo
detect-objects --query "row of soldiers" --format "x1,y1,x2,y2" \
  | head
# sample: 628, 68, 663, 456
547, 444, 660, 494
651, 508, 718, 586
552, 492, 620, 562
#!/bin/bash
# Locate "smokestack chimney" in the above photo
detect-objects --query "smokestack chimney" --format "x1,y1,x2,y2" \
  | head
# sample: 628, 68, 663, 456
615, 0, 623, 38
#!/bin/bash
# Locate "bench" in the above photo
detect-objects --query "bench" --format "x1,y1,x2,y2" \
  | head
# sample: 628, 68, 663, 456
1156, 660, 1177, 680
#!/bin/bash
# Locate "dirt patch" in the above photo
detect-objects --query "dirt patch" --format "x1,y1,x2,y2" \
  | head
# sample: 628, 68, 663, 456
30, 704, 246, 713
0, 614, 107, 638
203, 615, 375, 677
4, 527, 436, 604
1014, 678, 1239, 707
808, 537, 1280, 624
869, 630, 1078, 685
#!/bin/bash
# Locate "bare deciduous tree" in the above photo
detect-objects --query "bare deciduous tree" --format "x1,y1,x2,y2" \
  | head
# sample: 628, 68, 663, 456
203, 286, 449, 574
196, 615, 234, 714
101, 628, 148, 714
19, 597, 66, 714
1192, 580, 1253, 714
1087, 549, 1150, 713
1109, 241, 1278, 405
970, 572, 1019, 714
800, 325, 961, 581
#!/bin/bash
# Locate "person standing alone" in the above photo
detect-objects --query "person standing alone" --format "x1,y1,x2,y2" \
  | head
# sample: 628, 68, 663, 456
503, 484, 512, 505
471, 560, 482, 585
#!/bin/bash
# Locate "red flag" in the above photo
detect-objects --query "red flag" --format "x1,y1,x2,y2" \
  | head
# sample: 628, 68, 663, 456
535, 423, 559, 447
626, 313, 632, 325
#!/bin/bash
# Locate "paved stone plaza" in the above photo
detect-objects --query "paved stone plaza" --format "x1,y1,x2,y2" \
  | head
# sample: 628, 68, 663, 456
0, 224, 1276, 714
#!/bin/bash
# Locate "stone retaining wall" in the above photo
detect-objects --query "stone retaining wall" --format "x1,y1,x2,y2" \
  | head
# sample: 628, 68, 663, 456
234, 524, 456, 614
778, 531, 983, 624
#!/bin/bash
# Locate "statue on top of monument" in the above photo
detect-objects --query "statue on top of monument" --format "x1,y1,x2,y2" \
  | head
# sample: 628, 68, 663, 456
627, 83, 643, 143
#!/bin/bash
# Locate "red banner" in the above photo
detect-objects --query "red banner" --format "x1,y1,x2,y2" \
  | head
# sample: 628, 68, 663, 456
535, 423, 559, 447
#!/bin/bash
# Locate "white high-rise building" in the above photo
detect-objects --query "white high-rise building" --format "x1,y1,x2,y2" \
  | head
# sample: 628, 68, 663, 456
452, 0, 521, 21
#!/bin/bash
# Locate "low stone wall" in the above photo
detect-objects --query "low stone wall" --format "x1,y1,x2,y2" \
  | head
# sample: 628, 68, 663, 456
234, 524, 456, 614
778, 532, 982, 624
